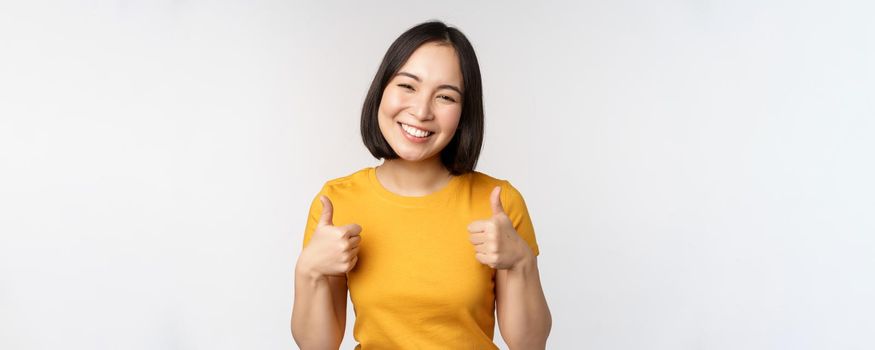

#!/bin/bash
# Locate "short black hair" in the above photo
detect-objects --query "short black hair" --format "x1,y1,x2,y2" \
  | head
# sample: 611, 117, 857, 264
360, 20, 484, 176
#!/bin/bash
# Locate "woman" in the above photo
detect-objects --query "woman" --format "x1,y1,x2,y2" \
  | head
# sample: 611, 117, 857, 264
291, 21, 551, 349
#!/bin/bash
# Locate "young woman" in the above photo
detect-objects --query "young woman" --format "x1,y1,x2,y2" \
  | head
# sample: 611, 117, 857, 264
291, 21, 551, 349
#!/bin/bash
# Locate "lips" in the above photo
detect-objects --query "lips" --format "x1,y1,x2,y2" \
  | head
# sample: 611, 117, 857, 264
398, 122, 434, 138
397, 122, 433, 144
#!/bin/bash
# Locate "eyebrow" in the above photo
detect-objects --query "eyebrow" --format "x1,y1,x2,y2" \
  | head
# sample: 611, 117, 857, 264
395, 71, 463, 95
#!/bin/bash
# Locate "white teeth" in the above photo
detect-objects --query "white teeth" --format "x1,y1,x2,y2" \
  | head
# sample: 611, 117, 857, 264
401, 123, 432, 138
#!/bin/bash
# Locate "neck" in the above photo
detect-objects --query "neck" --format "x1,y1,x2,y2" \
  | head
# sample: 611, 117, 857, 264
376, 157, 452, 196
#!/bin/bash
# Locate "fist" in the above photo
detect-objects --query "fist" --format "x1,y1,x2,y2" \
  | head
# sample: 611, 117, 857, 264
299, 195, 362, 277
467, 186, 531, 270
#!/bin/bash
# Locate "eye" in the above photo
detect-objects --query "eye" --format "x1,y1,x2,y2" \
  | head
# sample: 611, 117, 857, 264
397, 83, 414, 91
438, 95, 457, 103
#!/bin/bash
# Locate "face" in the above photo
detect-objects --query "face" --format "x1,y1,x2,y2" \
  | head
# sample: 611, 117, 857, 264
377, 42, 464, 162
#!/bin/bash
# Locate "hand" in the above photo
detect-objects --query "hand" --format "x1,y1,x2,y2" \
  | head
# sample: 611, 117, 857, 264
467, 186, 532, 270
298, 195, 362, 278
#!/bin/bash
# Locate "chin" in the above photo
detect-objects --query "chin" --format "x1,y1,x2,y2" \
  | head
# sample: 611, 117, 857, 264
389, 147, 435, 162
394, 152, 432, 162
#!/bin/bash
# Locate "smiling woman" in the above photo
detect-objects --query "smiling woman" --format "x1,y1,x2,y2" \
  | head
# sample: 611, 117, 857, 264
377, 42, 464, 161
291, 21, 551, 349
360, 21, 484, 180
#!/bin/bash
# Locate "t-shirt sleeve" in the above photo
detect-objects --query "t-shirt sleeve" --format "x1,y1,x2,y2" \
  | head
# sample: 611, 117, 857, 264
500, 180, 540, 257
302, 185, 327, 250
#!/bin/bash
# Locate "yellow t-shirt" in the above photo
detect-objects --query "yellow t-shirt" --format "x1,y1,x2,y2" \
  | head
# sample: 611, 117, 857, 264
302, 167, 539, 349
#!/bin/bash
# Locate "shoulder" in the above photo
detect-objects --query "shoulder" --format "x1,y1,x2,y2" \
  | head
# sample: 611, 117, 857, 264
304, 167, 372, 206
317, 167, 371, 193
465, 170, 504, 187
463, 170, 527, 204
305, 167, 371, 212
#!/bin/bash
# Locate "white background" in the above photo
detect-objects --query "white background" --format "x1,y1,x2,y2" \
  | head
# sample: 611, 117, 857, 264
1, 1, 873, 349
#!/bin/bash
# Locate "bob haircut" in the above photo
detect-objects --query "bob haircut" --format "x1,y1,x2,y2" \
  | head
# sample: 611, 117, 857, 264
360, 20, 484, 176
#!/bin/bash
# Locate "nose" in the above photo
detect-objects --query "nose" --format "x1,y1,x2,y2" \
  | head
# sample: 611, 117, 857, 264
408, 92, 434, 121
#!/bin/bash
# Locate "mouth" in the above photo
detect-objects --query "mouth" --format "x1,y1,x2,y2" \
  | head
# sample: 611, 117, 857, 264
397, 122, 434, 139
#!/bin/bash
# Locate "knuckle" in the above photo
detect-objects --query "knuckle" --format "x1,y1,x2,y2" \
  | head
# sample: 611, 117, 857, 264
326, 227, 341, 237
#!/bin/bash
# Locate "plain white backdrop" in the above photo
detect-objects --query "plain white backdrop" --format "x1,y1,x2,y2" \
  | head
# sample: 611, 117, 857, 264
1, 1, 873, 349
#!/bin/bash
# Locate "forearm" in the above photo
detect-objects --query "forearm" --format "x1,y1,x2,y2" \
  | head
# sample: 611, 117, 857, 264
499, 254, 552, 349
291, 261, 342, 350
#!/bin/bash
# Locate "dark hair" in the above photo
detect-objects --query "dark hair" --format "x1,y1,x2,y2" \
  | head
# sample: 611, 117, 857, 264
360, 20, 484, 176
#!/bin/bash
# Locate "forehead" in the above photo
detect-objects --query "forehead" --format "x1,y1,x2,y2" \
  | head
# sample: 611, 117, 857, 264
396, 42, 462, 86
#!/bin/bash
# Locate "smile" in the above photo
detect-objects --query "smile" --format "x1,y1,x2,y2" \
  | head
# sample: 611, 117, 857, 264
398, 122, 434, 138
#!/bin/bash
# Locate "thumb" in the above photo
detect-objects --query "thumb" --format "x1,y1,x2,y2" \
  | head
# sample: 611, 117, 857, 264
318, 195, 334, 226
490, 186, 505, 215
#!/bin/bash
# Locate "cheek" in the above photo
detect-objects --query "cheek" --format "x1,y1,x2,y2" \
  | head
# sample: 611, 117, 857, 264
437, 107, 462, 132
379, 91, 405, 119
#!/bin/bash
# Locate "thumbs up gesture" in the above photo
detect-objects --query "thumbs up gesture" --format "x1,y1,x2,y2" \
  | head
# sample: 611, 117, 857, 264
467, 186, 532, 270
298, 195, 362, 278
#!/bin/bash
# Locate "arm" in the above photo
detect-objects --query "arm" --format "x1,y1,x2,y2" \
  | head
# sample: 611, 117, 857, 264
291, 193, 362, 350
468, 182, 550, 348
291, 257, 348, 350
496, 251, 552, 349
292, 191, 360, 349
